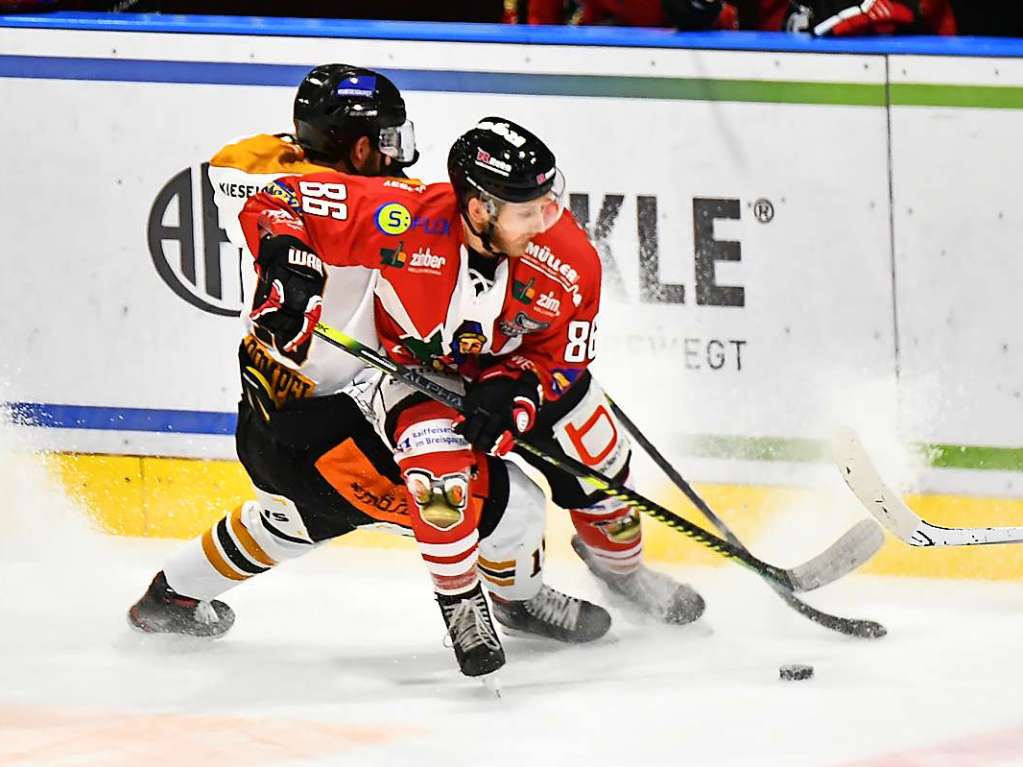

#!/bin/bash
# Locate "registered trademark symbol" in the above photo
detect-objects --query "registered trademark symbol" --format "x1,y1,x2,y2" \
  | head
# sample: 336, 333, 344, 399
752, 198, 774, 223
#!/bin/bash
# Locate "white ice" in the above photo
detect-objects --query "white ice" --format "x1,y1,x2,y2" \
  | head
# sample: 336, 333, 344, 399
3, 427, 1023, 767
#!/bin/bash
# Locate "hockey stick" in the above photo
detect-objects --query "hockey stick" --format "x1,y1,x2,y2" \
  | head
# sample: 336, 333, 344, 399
313, 321, 882, 592
606, 397, 886, 639
834, 427, 1023, 547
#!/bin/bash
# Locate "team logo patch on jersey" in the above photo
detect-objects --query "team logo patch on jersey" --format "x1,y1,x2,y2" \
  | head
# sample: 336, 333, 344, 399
376, 202, 413, 235
267, 180, 300, 211
412, 216, 451, 236
449, 321, 486, 363
401, 330, 444, 364
524, 242, 579, 287
499, 312, 550, 338
551, 368, 582, 395
512, 278, 536, 304
408, 246, 445, 274
535, 291, 561, 316
383, 178, 426, 193
380, 240, 408, 268
454, 320, 487, 358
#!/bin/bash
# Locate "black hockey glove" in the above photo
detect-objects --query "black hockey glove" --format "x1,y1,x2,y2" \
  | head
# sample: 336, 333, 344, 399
454, 371, 542, 456
249, 234, 326, 366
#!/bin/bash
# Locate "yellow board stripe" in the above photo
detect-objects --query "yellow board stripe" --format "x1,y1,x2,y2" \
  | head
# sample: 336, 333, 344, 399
40, 452, 1023, 581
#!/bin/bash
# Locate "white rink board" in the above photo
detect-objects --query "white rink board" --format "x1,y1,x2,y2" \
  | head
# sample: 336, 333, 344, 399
0, 26, 1019, 470
890, 57, 1023, 449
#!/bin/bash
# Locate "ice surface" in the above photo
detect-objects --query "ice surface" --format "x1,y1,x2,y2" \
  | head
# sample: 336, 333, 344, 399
3, 424, 1023, 767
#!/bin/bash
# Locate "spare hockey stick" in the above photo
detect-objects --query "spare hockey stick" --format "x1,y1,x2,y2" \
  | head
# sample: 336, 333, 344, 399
313, 321, 882, 592
606, 397, 886, 639
834, 427, 1023, 547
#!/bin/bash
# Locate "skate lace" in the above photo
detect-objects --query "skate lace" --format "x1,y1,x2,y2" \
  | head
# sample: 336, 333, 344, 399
524, 586, 580, 629
443, 596, 501, 653
193, 601, 219, 625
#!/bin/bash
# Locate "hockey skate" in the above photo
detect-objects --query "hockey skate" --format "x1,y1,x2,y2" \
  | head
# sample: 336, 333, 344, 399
127, 571, 235, 638
436, 583, 505, 678
491, 585, 611, 643
571, 535, 705, 625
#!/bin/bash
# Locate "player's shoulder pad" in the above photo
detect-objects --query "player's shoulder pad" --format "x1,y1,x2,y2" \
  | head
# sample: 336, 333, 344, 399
209, 133, 331, 174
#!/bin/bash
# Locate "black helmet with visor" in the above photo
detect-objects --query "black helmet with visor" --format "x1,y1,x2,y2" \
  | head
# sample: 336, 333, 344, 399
448, 117, 565, 254
294, 64, 417, 171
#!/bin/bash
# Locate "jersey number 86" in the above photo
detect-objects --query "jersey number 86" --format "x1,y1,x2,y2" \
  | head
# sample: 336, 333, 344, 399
299, 181, 348, 220
565, 320, 596, 363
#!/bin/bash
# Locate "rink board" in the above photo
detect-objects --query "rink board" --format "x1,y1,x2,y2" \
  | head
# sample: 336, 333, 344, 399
44, 450, 1023, 581
1, 19, 1022, 579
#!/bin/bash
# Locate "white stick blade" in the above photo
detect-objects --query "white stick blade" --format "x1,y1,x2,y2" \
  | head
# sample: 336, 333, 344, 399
830, 427, 924, 542
788, 518, 884, 591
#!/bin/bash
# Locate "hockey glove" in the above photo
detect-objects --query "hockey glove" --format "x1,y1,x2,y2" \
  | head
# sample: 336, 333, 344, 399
454, 371, 542, 456
249, 235, 326, 365
787, 0, 919, 35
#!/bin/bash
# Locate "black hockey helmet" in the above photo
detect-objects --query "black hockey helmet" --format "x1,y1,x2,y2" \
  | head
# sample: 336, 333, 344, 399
448, 117, 561, 204
293, 64, 417, 169
447, 117, 565, 255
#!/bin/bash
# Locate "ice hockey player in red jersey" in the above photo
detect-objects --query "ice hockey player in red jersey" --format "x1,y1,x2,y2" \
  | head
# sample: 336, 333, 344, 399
238, 116, 705, 677
127, 68, 612, 679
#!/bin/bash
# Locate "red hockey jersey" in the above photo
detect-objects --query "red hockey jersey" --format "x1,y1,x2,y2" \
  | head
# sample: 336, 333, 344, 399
240, 172, 602, 402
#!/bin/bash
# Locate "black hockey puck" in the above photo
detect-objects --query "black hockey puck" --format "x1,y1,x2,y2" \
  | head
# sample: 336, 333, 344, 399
779, 664, 814, 681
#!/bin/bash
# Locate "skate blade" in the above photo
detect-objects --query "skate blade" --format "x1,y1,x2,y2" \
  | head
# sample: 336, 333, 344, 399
497, 625, 556, 641
480, 673, 503, 698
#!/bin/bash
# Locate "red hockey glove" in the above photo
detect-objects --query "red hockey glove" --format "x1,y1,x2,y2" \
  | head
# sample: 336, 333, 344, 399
249, 235, 326, 365
714, 2, 739, 29
454, 371, 542, 456
811, 0, 917, 35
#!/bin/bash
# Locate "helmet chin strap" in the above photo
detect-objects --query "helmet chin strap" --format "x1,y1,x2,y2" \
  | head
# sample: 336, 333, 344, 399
458, 200, 507, 259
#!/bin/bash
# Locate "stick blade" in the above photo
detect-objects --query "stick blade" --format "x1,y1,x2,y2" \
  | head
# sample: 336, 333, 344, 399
787, 518, 885, 592
831, 427, 924, 543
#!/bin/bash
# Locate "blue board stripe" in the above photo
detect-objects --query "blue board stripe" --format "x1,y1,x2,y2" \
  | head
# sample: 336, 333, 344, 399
6, 402, 236, 435
0, 55, 565, 94
1, 12, 1023, 58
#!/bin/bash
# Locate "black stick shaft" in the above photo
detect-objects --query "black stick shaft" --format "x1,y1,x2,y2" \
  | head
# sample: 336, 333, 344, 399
605, 396, 886, 640
312, 322, 798, 590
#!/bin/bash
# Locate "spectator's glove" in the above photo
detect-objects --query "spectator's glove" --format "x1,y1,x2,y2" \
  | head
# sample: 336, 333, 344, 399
661, 0, 739, 30
249, 234, 326, 365
454, 371, 542, 456
786, 0, 919, 35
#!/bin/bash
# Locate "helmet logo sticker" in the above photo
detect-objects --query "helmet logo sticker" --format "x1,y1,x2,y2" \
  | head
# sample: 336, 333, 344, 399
476, 120, 527, 148
375, 202, 413, 235
336, 74, 377, 98
475, 148, 511, 177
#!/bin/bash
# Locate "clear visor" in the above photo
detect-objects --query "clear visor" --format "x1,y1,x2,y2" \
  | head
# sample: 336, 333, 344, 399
378, 120, 417, 164
489, 168, 566, 238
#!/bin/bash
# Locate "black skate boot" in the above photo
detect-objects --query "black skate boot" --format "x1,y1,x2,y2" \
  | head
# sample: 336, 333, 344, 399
127, 571, 235, 639
491, 585, 611, 643
571, 535, 705, 625
436, 583, 505, 678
